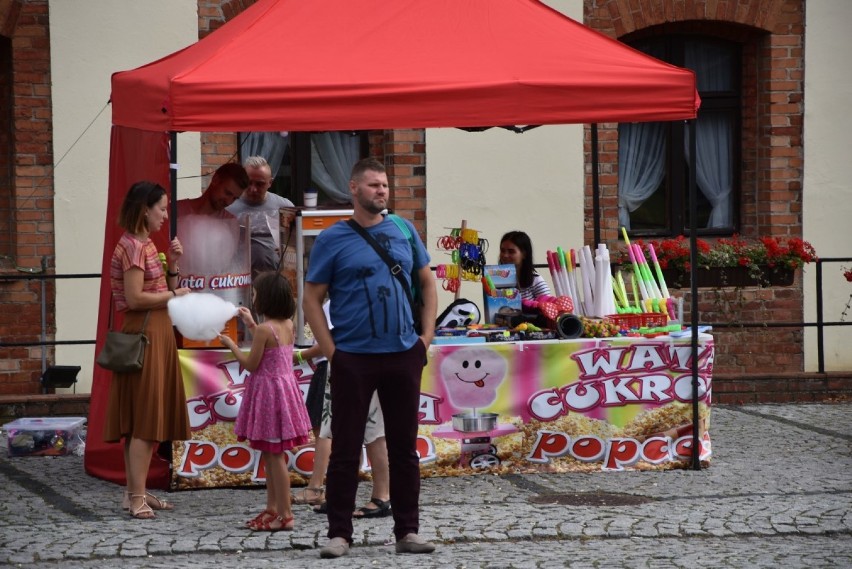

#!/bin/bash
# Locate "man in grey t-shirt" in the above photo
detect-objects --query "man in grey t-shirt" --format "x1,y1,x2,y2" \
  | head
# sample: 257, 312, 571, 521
226, 156, 295, 276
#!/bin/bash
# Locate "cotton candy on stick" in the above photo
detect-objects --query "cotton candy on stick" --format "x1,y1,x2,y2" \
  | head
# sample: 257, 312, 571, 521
168, 292, 238, 340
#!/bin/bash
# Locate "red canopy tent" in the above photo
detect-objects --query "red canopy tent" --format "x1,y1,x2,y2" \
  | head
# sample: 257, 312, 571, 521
87, 0, 699, 487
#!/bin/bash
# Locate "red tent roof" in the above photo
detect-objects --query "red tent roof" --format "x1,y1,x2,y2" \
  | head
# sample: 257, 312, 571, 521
111, 0, 699, 132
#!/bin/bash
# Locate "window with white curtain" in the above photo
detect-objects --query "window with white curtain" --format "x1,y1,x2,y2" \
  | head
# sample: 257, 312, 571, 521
238, 131, 368, 206
618, 36, 740, 236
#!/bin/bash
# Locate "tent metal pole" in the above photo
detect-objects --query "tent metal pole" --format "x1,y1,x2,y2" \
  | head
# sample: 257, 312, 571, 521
687, 119, 701, 470
169, 131, 178, 239
591, 124, 601, 245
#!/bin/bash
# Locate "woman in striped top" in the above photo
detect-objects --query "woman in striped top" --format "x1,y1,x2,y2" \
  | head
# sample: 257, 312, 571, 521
103, 181, 192, 520
499, 231, 552, 301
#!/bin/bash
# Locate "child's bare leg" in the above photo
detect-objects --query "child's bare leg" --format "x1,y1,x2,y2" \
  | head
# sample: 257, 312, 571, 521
352, 436, 391, 517
365, 437, 390, 502
265, 452, 293, 522
291, 435, 328, 505
262, 453, 278, 514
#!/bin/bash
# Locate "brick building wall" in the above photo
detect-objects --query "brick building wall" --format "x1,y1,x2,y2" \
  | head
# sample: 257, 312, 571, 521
584, 0, 806, 376
0, 0, 53, 396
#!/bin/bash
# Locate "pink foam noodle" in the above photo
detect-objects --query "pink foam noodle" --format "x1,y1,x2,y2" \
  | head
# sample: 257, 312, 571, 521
648, 243, 670, 299
626, 242, 637, 264
547, 250, 564, 297
648, 243, 659, 264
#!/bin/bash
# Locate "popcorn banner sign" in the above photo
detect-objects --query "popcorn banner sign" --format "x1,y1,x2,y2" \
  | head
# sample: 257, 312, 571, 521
172, 336, 713, 489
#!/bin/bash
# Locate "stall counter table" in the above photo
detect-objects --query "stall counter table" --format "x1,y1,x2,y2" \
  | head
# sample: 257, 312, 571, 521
171, 334, 713, 489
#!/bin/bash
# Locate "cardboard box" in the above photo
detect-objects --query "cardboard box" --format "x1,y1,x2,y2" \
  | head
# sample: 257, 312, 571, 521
483, 292, 522, 324
3, 417, 86, 457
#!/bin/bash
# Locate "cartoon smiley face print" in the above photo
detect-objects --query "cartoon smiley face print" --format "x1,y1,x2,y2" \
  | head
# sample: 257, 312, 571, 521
440, 347, 508, 409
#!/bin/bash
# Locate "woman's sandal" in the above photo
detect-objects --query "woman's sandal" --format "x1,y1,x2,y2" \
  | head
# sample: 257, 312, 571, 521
312, 501, 327, 515
353, 497, 392, 519
245, 509, 277, 529
251, 514, 294, 532
122, 491, 174, 511
128, 494, 156, 520
145, 492, 174, 511
291, 486, 325, 505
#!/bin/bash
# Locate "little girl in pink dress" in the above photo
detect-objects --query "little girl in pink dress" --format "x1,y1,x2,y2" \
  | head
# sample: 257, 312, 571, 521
220, 271, 311, 531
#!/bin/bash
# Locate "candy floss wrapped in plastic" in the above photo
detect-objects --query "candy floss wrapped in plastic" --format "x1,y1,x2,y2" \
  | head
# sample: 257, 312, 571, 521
175, 211, 251, 347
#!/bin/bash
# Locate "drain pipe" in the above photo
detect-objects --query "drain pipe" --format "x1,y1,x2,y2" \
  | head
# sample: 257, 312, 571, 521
39, 256, 48, 378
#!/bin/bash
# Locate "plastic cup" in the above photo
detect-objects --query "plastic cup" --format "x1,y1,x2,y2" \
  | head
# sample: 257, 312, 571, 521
304, 188, 318, 208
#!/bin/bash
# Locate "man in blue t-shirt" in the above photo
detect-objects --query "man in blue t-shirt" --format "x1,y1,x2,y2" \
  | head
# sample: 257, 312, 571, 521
303, 157, 437, 559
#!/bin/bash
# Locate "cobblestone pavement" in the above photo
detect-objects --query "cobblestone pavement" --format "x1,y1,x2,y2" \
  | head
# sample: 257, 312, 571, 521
1, 403, 850, 568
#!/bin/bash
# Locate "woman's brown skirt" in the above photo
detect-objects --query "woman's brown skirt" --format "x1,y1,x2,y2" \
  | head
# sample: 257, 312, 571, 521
102, 308, 190, 443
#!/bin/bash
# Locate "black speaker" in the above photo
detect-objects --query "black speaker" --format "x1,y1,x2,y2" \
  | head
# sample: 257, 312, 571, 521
40, 365, 81, 390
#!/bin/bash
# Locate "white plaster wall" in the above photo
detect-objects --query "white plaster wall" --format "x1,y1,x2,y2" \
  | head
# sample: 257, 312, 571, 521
803, 0, 852, 371
426, 0, 584, 310
50, 1, 201, 393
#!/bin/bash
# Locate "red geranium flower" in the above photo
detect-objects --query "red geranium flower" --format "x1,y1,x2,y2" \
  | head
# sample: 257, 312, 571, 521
619, 234, 817, 283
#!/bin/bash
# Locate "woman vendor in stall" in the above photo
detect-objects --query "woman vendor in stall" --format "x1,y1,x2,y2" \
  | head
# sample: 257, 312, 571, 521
499, 231, 552, 301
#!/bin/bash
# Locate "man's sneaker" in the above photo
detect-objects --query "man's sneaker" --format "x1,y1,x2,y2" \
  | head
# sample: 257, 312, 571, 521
319, 537, 350, 559
395, 533, 436, 554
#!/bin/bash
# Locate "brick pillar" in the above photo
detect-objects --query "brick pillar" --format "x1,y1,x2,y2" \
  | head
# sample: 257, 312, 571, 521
0, 0, 54, 395
381, 129, 427, 238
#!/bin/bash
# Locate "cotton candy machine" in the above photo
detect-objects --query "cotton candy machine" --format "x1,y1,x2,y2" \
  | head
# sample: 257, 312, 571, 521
452, 412, 498, 433
433, 412, 517, 470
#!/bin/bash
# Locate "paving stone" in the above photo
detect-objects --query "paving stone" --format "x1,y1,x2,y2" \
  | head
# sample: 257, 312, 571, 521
1, 403, 851, 568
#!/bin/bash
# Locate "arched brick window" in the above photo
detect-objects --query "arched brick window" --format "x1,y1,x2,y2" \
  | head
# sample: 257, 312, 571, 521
618, 35, 741, 237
